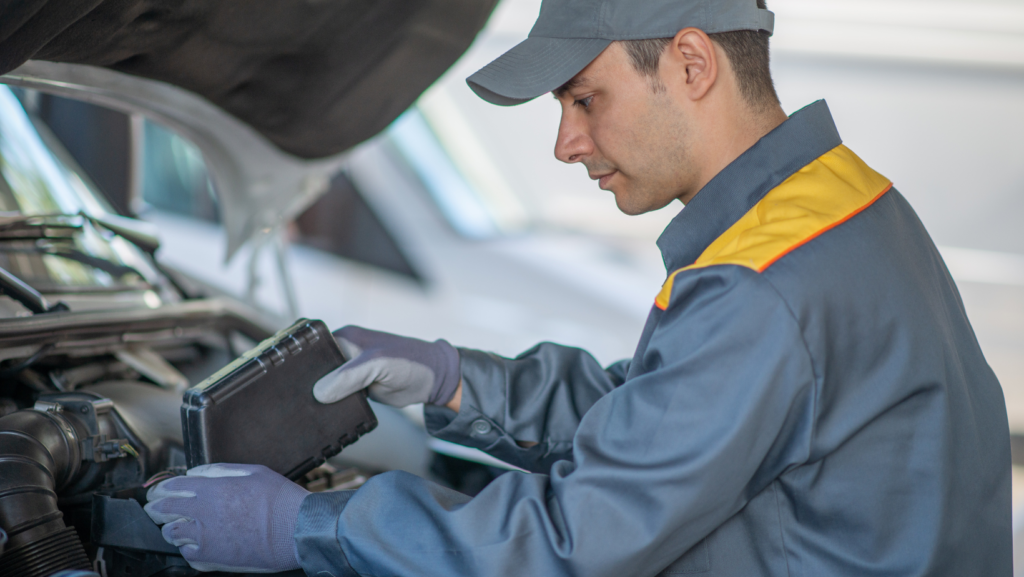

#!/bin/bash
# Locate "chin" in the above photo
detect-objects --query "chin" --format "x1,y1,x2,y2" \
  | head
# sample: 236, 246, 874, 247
613, 192, 659, 216
616, 205, 648, 216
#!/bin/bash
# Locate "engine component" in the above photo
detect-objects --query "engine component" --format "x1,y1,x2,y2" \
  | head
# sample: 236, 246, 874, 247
0, 395, 143, 577
91, 493, 178, 554
0, 405, 92, 576
114, 347, 189, 393
181, 318, 377, 480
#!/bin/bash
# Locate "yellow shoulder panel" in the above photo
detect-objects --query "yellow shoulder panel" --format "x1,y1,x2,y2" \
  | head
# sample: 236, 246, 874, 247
655, 144, 891, 311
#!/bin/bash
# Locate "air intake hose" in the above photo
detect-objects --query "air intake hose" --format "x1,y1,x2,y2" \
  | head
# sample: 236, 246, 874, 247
0, 407, 91, 576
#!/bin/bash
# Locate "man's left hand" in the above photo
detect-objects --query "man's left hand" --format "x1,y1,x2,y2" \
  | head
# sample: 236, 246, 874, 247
143, 463, 309, 573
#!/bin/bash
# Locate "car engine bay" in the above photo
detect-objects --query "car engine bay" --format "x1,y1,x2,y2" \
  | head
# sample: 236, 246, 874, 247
0, 298, 283, 577
0, 85, 372, 576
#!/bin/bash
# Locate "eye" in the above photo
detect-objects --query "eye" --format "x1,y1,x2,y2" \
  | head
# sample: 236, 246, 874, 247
573, 96, 594, 110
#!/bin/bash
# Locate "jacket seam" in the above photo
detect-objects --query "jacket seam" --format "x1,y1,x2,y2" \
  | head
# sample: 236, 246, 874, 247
772, 482, 794, 577
755, 270, 814, 577
757, 270, 820, 468
497, 354, 510, 432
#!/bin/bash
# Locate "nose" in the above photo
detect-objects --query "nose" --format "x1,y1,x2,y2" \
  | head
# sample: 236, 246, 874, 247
554, 109, 593, 164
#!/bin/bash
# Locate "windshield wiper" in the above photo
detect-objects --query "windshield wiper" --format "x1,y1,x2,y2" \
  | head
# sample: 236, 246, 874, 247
0, 214, 84, 239
84, 212, 160, 254
0, 265, 67, 314
0, 213, 82, 226
0, 212, 160, 254
39, 245, 144, 279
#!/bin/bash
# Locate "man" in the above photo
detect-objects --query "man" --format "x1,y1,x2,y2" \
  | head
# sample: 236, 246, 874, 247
145, 0, 1012, 575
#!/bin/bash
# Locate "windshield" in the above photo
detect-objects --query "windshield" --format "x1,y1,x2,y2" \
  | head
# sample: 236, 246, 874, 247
0, 86, 157, 293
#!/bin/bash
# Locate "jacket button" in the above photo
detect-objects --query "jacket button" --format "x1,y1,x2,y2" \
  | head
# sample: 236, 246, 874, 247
471, 419, 492, 435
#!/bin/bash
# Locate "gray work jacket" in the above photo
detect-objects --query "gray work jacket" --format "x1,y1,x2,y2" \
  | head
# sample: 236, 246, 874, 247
295, 101, 1012, 576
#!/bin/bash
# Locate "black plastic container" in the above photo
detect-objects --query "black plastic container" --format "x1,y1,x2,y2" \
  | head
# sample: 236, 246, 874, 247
181, 318, 377, 479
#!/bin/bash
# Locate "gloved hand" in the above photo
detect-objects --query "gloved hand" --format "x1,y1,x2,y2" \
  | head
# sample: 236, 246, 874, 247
143, 463, 308, 573
313, 325, 460, 408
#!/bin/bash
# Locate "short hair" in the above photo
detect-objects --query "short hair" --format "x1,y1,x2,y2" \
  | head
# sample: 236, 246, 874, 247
621, 0, 779, 112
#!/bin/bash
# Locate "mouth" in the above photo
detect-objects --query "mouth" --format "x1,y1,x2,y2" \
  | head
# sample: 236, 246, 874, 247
590, 170, 618, 190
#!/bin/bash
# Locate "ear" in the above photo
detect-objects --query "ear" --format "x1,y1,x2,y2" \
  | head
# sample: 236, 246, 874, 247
663, 27, 718, 101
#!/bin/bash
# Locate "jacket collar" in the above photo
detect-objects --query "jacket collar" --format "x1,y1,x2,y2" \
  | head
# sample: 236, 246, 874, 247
656, 100, 843, 274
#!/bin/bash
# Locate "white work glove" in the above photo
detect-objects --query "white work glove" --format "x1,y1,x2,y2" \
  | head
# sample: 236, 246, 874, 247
143, 464, 308, 573
313, 326, 460, 408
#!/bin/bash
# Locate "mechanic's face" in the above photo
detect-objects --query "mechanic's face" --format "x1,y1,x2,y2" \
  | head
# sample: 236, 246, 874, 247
554, 42, 695, 215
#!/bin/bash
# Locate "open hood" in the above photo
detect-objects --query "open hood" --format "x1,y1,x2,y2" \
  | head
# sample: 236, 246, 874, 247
0, 0, 498, 159
0, 0, 498, 263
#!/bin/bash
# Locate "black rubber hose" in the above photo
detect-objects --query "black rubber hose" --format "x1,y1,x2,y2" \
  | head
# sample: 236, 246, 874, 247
0, 408, 91, 576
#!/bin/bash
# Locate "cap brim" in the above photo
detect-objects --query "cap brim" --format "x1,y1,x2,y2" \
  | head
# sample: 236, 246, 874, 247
467, 37, 612, 106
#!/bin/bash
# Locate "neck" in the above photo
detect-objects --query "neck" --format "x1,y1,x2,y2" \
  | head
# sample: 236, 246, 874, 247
680, 102, 788, 204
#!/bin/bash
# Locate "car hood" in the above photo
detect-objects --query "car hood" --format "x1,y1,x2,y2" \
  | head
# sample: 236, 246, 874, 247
0, 0, 498, 261
0, 0, 498, 160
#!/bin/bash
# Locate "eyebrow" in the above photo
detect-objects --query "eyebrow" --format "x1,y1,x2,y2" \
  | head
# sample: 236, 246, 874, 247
553, 76, 591, 98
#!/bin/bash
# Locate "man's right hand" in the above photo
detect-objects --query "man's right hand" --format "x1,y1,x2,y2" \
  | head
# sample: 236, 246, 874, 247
313, 326, 461, 409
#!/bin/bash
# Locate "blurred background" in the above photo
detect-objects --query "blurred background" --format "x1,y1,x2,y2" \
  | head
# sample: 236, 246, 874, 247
20, 0, 1024, 565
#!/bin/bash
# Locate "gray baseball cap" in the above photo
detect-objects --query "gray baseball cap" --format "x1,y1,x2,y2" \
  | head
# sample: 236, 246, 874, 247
467, 0, 774, 106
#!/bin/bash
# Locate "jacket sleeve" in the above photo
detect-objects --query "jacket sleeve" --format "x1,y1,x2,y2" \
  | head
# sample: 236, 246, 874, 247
423, 344, 630, 473
295, 267, 816, 577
